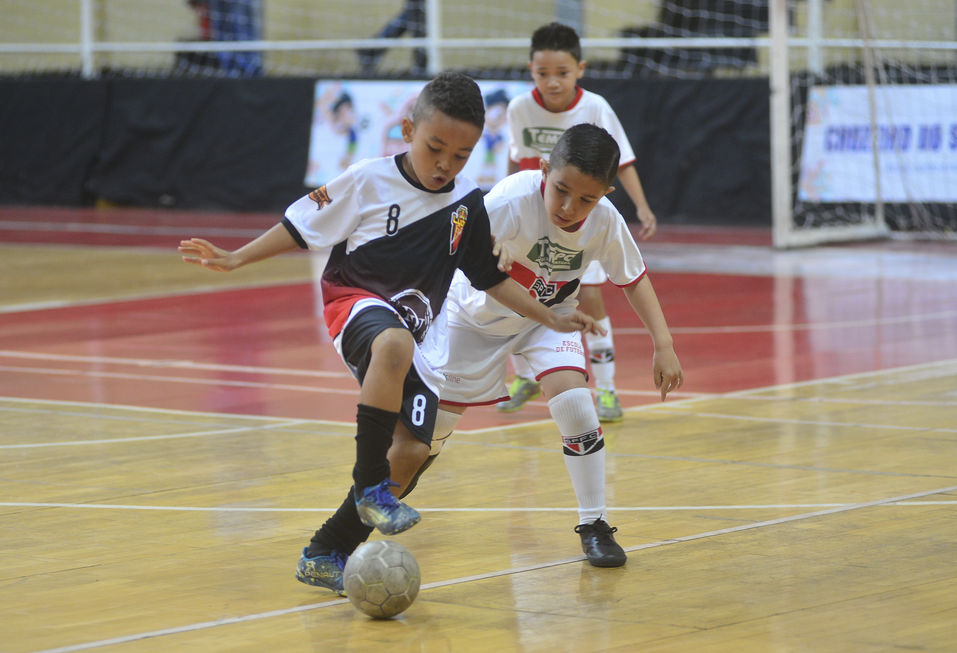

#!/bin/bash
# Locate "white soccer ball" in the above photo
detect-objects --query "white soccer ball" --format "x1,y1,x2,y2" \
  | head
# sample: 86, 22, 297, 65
343, 540, 421, 619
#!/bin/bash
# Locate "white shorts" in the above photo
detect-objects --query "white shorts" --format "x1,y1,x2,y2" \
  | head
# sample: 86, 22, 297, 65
440, 319, 587, 406
581, 260, 607, 286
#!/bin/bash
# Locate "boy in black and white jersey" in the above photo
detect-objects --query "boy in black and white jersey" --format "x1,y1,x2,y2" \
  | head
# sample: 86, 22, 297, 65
179, 72, 599, 593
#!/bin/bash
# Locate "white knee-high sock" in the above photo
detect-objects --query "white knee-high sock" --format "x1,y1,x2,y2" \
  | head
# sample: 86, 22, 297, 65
548, 387, 606, 524
585, 317, 615, 392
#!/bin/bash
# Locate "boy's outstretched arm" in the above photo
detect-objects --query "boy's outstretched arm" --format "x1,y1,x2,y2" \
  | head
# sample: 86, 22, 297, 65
485, 278, 605, 336
623, 275, 683, 400
179, 223, 300, 272
618, 164, 657, 240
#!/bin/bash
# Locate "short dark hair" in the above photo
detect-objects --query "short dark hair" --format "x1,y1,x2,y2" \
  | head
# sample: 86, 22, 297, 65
331, 92, 353, 115
530, 22, 582, 62
411, 71, 485, 131
549, 123, 620, 187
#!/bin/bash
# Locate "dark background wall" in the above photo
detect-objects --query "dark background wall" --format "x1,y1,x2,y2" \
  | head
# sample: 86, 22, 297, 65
0, 76, 770, 225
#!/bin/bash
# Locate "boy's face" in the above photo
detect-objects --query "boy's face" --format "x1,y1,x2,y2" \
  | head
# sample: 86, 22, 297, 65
401, 109, 482, 191
529, 49, 586, 113
540, 160, 612, 230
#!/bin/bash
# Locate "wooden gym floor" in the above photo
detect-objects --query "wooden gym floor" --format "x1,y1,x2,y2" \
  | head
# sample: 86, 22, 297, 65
1, 208, 955, 652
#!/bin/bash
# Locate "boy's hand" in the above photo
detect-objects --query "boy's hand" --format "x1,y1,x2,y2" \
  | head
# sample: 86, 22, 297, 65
490, 234, 514, 273
178, 238, 238, 272
550, 310, 607, 336
652, 347, 683, 401
636, 206, 658, 240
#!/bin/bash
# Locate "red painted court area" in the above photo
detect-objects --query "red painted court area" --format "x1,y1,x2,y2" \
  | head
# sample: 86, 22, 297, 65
2, 208, 956, 429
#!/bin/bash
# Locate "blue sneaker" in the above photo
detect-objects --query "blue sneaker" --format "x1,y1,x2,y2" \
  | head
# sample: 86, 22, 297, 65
295, 547, 347, 594
355, 479, 421, 535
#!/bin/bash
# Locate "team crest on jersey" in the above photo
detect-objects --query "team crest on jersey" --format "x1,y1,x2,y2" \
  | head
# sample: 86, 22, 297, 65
508, 262, 580, 307
526, 237, 583, 273
449, 205, 468, 254
523, 126, 564, 154
308, 186, 332, 210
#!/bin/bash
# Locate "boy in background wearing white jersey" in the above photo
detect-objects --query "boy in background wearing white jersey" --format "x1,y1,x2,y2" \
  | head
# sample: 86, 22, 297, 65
179, 72, 599, 593
499, 22, 659, 422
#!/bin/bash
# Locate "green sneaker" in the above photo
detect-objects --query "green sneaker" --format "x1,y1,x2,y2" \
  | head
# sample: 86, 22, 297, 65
595, 389, 623, 422
496, 376, 541, 412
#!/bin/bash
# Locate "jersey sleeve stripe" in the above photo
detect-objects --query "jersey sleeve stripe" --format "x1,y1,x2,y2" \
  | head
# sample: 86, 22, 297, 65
281, 217, 309, 250
611, 268, 648, 288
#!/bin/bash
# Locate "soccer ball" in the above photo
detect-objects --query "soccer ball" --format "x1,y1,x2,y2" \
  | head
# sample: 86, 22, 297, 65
343, 540, 420, 619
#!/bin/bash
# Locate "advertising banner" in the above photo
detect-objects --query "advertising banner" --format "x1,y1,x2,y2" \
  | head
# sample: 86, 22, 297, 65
798, 85, 957, 202
305, 80, 533, 190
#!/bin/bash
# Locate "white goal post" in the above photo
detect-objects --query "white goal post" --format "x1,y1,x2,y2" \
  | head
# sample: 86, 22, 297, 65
770, 0, 957, 247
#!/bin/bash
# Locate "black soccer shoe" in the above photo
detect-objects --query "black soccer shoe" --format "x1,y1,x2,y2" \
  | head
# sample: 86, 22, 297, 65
574, 518, 627, 567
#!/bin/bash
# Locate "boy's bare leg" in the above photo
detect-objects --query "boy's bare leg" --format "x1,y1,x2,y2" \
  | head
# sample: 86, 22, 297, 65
388, 424, 431, 495
350, 326, 423, 534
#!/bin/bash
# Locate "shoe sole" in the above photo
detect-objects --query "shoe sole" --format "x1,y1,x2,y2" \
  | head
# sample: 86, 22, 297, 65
586, 555, 627, 568
357, 511, 421, 535
295, 571, 345, 594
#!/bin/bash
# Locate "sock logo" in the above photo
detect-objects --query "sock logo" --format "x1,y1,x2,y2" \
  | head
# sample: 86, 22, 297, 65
562, 428, 604, 456
590, 348, 615, 364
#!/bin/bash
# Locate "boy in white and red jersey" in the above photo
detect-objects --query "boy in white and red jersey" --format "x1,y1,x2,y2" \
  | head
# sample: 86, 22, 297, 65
179, 72, 598, 593
432, 124, 683, 566
499, 22, 658, 422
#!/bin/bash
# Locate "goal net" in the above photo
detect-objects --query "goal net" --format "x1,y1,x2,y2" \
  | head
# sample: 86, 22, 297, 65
777, 0, 957, 247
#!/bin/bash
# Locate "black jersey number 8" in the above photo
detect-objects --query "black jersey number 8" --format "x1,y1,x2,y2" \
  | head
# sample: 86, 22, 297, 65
386, 204, 400, 236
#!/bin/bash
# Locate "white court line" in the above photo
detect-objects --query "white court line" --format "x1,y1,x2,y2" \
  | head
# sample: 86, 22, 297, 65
0, 353, 704, 400
29, 483, 957, 653
0, 281, 308, 315
721, 394, 955, 408
0, 420, 309, 449
0, 351, 351, 379
2, 358, 955, 447
680, 357, 957, 400
0, 358, 705, 401
0, 365, 359, 396
0, 220, 265, 238
0, 395, 336, 423
3, 501, 955, 513
1, 349, 953, 410
652, 407, 957, 434
611, 309, 957, 336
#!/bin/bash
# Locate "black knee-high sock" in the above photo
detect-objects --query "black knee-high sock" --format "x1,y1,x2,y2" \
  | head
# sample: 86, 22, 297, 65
308, 490, 374, 557
352, 403, 399, 491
